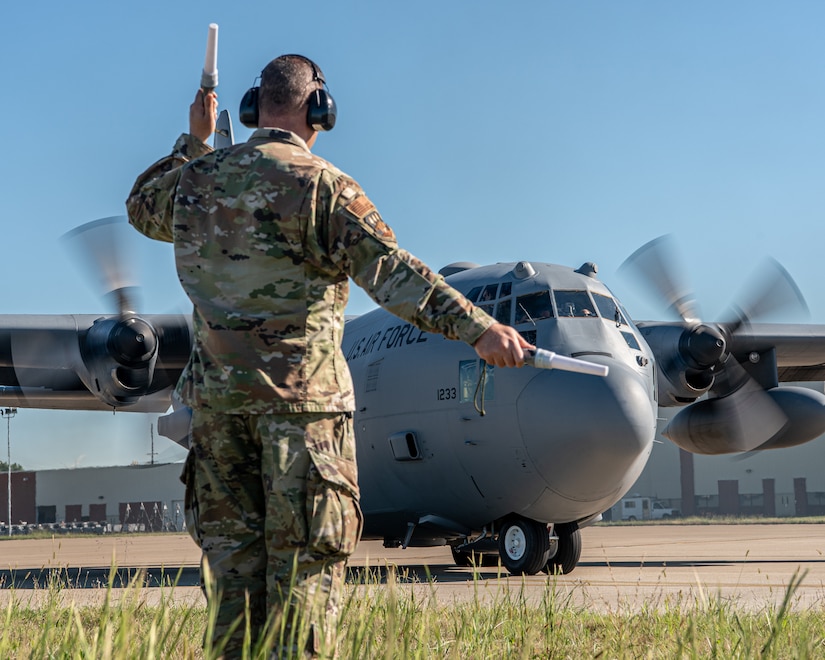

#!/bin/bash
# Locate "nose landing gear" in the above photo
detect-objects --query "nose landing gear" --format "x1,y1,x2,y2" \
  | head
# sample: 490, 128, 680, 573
544, 521, 581, 575
498, 516, 551, 575
451, 516, 584, 576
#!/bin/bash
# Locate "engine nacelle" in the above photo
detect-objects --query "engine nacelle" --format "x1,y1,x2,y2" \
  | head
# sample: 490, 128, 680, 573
663, 386, 825, 455
753, 387, 825, 451
81, 315, 159, 407
638, 324, 726, 406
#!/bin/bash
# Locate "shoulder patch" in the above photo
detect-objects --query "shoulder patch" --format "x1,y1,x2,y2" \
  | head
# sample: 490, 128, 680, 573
346, 195, 376, 219
363, 211, 394, 240
337, 190, 396, 244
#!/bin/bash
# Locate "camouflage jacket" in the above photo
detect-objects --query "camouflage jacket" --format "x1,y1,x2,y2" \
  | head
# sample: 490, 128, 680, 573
126, 128, 495, 413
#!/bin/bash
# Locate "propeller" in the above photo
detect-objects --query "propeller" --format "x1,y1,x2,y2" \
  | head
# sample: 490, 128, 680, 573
620, 235, 809, 454
621, 235, 809, 332
620, 235, 702, 324
0, 217, 190, 412
56, 217, 165, 407
722, 257, 809, 332
61, 216, 141, 316
620, 236, 726, 400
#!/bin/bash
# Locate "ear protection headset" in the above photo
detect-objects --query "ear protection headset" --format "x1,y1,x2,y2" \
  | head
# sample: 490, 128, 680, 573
239, 54, 337, 131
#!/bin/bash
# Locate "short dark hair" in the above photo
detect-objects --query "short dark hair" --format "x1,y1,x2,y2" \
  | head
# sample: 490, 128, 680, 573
259, 55, 319, 116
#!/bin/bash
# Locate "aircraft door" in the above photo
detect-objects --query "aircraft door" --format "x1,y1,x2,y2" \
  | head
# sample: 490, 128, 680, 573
448, 359, 546, 519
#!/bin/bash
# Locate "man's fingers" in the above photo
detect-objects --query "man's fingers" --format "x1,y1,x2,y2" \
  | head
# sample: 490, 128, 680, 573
191, 89, 217, 114
472, 324, 531, 368
188, 88, 219, 143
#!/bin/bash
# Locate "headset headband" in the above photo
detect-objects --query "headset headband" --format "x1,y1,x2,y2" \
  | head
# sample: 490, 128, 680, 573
281, 53, 326, 87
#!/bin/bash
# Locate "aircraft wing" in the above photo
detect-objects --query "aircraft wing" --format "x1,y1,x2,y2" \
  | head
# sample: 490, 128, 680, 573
635, 321, 825, 383
733, 323, 825, 382
0, 313, 190, 413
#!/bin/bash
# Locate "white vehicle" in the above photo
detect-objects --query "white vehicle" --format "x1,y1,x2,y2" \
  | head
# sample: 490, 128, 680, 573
617, 496, 679, 521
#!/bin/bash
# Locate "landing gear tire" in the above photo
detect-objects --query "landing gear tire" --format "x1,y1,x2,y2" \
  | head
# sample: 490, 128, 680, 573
545, 522, 581, 575
498, 517, 551, 575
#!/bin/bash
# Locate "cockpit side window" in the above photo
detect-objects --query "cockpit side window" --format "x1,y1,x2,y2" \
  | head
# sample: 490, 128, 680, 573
479, 284, 499, 302
554, 290, 597, 318
592, 293, 628, 326
478, 304, 494, 316
619, 302, 634, 324
465, 282, 516, 323
515, 291, 554, 325
466, 286, 483, 302
495, 299, 512, 324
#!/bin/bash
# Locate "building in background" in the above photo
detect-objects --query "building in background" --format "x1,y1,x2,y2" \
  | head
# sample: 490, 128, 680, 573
4, 382, 825, 531
0, 463, 183, 532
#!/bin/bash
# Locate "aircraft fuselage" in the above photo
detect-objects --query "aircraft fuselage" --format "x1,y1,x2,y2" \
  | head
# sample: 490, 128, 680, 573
343, 261, 658, 548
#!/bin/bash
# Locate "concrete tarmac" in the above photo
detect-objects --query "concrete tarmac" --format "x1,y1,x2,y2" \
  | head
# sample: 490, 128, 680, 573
1, 524, 824, 612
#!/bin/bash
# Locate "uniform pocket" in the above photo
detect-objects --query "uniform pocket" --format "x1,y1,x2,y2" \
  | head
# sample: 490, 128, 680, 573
180, 449, 202, 546
306, 450, 363, 557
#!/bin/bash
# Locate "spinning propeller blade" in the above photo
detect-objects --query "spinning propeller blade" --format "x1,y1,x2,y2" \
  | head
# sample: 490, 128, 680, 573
723, 257, 809, 333
621, 235, 807, 454
61, 216, 141, 316
619, 234, 701, 324
39, 216, 182, 408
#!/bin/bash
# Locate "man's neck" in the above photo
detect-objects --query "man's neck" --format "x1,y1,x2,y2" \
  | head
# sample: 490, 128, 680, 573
258, 114, 315, 146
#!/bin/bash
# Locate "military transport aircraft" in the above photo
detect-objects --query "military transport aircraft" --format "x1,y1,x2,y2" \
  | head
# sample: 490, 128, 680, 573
1, 218, 824, 577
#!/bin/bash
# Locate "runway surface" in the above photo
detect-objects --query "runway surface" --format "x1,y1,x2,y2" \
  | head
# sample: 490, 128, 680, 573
1, 524, 824, 611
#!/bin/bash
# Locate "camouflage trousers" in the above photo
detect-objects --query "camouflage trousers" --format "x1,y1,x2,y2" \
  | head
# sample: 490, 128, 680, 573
182, 410, 363, 658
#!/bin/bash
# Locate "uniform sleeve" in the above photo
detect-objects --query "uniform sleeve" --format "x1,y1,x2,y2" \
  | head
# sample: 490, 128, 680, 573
313, 174, 495, 345
125, 133, 214, 243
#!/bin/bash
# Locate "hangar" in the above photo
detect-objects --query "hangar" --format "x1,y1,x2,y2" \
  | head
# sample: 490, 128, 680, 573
0, 462, 184, 531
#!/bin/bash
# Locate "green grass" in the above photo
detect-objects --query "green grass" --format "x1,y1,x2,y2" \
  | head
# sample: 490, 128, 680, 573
0, 565, 824, 658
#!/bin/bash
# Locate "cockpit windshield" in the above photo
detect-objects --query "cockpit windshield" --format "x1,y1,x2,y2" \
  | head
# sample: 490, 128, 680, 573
515, 291, 554, 325
592, 293, 628, 326
553, 290, 596, 318
468, 283, 630, 329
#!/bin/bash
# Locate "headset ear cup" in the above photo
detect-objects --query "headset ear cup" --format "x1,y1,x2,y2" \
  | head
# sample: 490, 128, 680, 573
239, 87, 260, 129
307, 88, 337, 132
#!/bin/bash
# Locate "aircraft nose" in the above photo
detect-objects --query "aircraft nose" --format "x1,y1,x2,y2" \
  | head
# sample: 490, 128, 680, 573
516, 360, 656, 503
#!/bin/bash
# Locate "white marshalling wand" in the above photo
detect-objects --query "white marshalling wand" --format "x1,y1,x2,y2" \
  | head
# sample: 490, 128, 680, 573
524, 348, 609, 377
201, 23, 219, 91
199, 23, 233, 149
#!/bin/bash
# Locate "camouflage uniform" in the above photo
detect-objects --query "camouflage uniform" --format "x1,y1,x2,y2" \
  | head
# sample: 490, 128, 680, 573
126, 128, 494, 657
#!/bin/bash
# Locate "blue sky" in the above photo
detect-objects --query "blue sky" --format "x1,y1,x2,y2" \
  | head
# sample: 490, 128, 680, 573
1, 1, 824, 469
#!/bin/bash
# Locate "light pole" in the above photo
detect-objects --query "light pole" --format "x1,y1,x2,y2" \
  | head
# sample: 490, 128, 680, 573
3, 408, 17, 536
